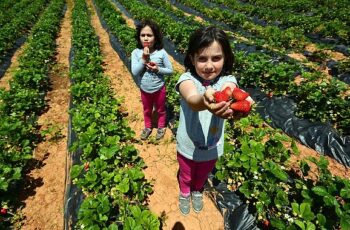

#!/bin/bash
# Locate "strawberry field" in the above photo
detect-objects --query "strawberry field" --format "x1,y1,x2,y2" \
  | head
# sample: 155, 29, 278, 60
0, 0, 350, 229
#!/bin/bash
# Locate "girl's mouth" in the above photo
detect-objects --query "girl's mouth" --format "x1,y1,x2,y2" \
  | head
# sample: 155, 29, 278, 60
143, 42, 150, 47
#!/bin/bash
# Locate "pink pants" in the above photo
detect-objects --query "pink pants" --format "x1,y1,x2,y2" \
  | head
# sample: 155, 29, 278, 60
177, 153, 217, 197
141, 86, 166, 129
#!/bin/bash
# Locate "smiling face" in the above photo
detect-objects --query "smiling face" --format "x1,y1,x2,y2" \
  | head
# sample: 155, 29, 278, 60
191, 41, 224, 81
140, 26, 155, 49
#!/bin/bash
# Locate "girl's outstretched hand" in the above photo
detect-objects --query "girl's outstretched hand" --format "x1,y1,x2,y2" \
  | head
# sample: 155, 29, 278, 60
204, 87, 233, 119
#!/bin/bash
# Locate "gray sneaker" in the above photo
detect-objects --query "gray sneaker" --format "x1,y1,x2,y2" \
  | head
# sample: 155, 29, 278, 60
140, 128, 152, 140
155, 128, 166, 140
179, 195, 190, 215
191, 191, 203, 213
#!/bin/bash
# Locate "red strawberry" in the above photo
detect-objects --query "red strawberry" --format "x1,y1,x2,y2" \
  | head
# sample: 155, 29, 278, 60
214, 91, 230, 103
232, 87, 249, 101
148, 61, 156, 67
221, 86, 232, 100
143, 42, 150, 47
262, 219, 270, 229
84, 162, 90, 171
230, 100, 251, 113
0, 208, 7, 215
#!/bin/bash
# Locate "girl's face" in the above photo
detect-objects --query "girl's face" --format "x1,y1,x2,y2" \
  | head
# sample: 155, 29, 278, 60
140, 26, 155, 48
191, 41, 224, 81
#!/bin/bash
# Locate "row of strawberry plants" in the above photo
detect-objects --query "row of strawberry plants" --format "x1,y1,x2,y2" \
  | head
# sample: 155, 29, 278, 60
0, 0, 33, 28
68, 0, 159, 228
175, 0, 307, 50
0, 0, 50, 66
0, 0, 65, 227
234, 50, 350, 136
208, 0, 350, 44
216, 114, 350, 229
115, 0, 350, 135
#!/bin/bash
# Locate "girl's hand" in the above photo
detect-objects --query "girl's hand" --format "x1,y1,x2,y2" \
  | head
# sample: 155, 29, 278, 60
204, 87, 233, 119
142, 47, 150, 62
145, 62, 158, 73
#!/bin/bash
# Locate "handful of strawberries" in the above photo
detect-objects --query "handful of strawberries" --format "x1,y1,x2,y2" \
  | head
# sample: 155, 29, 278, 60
213, 86, 251, 113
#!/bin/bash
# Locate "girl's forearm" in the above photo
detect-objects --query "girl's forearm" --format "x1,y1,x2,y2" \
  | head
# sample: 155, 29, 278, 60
185, 94, 207, 111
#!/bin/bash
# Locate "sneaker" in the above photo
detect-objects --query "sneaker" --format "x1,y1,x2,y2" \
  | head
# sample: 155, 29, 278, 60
140, 128, 152, 140
155, 128, 166, 140
191, 191, 203, 213
179, 195, 190, 215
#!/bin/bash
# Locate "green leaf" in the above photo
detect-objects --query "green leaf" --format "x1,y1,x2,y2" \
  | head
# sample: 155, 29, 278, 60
300, 203, 314, 221
294, 220, 305, 230
316, 213, 326, 226
340, 215, 350, 230
312, 186, 328, 196
71, 165, 83, 178
116, 178, 129, 193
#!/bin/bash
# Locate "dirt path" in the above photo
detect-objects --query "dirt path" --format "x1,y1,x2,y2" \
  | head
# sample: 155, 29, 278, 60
87, 0, 224, 229
17, 1, 72, 229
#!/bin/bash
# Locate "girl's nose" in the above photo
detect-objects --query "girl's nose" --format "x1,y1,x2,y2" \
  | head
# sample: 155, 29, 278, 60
204, 62, 214, 72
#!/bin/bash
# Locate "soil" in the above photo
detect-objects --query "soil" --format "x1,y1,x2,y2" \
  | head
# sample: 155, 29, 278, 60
1, 0, 349, 229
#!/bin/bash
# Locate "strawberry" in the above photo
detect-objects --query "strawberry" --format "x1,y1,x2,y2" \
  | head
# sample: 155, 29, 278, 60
230, 100, 251, 113
143, 42, 150, 47
148, 61, 156, 67
262, 219, 270, 229
84, 162, 89, 171
0, 208, 7, 215
221, 86, 232, 100
214, 91, 230, 103
232, 87, 249, 101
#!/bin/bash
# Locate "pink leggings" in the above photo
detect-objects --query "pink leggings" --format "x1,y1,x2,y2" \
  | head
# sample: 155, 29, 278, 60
177, 153, 217, 197
140, 86, 166, 129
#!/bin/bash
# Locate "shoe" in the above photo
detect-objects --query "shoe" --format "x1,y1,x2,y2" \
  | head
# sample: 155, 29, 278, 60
179, 195, 190, 215
191, 191, 203, 213
140, 128, 152, 140
155, 128, 166, 140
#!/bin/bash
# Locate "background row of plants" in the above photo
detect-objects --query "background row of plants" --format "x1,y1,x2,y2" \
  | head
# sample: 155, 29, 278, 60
113, 0, 350, 135
0, 0, 65, 227
211, 0, 350, 44
94, 1, 350, 228
0, 0, 50, 67
68, 0, 159, 228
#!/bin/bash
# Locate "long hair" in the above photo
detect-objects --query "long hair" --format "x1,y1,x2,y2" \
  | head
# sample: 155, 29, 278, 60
184, 26, 234, 76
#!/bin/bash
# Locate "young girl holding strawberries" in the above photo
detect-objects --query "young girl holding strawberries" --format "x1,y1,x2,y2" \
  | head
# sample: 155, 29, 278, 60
131, 19, 173, 140
175, 26, 253, 215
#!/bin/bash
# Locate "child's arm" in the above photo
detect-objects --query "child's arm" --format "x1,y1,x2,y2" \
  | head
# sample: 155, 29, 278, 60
179, 80, 233, 118
131, 49, 147, 76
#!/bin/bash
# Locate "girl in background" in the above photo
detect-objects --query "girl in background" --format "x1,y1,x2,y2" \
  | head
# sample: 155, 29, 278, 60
131, 19, 173, 140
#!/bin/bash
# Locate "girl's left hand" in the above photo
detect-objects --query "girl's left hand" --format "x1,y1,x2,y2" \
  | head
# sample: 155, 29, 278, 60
146, 62, 159, 73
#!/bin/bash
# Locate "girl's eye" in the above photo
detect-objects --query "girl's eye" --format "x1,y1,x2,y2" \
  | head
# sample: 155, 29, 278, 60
212, 56, 223, 62
197, 57, 207, 62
